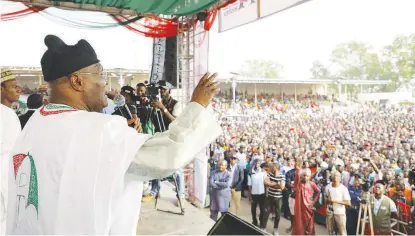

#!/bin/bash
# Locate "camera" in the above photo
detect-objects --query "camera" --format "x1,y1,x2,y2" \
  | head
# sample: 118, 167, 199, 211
408, 168, 415, 185
146, 83, 160, 99
361, 179, 371, 192
135, 83, 160, 108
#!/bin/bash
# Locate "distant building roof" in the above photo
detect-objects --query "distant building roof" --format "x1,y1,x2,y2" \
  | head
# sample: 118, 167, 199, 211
217, 76, 391, 85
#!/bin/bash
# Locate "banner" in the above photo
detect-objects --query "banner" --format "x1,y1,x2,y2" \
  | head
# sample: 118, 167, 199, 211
149, 38, 166, 84
260, 0, 311, 17
218, 0, 311, 32
218, 0, 258, 33
149, 36, 178, 87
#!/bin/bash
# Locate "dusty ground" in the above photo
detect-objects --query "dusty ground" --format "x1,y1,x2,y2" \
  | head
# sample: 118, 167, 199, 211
202, 195, 327, 235
137, 182, 327, 235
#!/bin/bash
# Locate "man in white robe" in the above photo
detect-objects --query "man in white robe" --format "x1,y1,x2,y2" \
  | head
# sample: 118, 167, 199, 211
1, 70, 21, 235
6, 35, 221, 235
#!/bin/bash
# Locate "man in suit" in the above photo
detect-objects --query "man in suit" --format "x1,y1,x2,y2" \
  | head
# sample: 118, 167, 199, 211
229, 154, 244, 216
18, 93, 43, 129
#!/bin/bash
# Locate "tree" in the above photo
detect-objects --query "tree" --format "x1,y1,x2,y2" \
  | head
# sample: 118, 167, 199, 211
310, 60, 331, 79
239, 60, 283, 78
329, 41, 383, 80
381, 34, 415, 90
328, 41, 385, 95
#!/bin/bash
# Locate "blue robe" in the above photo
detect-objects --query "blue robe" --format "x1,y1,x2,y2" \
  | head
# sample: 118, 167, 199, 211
209, 170, 232, 212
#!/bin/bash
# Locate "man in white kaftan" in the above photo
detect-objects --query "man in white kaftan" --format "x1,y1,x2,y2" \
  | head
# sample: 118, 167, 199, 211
1, 70, 21, 235
6, 35, 222, 235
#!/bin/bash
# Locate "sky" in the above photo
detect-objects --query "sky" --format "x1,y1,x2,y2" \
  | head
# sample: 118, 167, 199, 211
1, 0, 415, 79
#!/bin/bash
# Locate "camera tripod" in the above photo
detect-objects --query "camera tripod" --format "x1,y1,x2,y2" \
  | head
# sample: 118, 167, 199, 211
146, 107, 185, 215
356, 192, 374, 236
154, 173, 185, 215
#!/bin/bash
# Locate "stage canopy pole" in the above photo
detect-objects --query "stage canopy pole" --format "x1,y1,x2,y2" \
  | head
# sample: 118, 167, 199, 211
294, 84, 297, 104
177, 16, 197, 205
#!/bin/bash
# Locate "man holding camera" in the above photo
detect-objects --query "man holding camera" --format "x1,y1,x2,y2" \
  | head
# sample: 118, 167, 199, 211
142, 82, 185, 207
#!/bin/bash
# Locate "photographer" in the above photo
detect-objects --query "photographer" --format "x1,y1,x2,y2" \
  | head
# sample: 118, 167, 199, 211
346, 173, 363, 235
142, 82, 185, 208
150, 82, 181, 132
135, 83, 151, 127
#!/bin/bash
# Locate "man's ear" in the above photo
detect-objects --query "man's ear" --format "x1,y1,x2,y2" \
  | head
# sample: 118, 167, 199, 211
68, 74, 84, 92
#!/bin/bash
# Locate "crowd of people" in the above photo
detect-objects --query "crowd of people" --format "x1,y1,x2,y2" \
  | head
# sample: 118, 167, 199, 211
3, 65, 415, 235
208, 94, 415, 235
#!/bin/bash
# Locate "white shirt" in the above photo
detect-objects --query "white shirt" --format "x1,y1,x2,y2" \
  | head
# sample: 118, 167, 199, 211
0, 104, 21, 234
229, 163, 237, 184
235, 152, 246, 169
247, 169, 267, 195
171, 101, 183, 117
281, 165, 294, 175
102, 97, 115, 114
325, 184, 351, 215
373, 195, 397, 216
6, 102, 221, 235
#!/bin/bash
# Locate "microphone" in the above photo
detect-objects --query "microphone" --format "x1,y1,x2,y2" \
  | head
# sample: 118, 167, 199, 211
114, 94, 132, 120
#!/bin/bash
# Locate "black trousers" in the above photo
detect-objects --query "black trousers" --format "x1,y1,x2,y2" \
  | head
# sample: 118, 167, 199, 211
282, 189, 291, 218
251, 194, 266, 228
242, 169, 248, 197
263, 196, 283, 230
346, 208, 358, 235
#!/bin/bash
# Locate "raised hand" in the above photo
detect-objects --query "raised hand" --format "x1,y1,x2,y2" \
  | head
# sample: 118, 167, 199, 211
191, 72, 219, 108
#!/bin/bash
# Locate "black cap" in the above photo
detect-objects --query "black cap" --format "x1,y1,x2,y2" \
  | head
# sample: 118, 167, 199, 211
41, 35, 100, 82
353, 173, 363, 179
121, 86, 135, 96
376, 179, 386, 186
27, 94, 43, 109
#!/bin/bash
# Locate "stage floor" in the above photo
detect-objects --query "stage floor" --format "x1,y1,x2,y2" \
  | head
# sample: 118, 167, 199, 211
136, 181, 214, 235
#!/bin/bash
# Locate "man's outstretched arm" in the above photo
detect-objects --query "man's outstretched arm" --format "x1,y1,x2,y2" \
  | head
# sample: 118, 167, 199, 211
126, 73, 221, 181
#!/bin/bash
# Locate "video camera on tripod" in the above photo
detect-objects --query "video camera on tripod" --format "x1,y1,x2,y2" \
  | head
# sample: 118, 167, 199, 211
408, 168, 415, 187
134, 82, 160, 108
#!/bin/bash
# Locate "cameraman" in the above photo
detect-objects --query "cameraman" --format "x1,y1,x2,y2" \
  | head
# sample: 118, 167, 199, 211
142, 82, 185, 207
346, 173, 363, 235
150, 82, 181, 132
135, 83, 150, 127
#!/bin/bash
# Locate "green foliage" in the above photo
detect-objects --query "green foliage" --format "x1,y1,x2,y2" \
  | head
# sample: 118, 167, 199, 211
239, 60, 284, 78
310, 34, 415, 94
399, 101, 415, 106
310, 60, 331, 80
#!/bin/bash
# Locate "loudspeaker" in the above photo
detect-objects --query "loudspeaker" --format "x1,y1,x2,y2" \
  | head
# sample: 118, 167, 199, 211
207, 212, 270, 235
149, 36, 177, 88
162, 36, 177, 88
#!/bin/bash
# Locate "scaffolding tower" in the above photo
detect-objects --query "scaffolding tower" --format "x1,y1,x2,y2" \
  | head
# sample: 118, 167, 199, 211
176, 16, 197, 204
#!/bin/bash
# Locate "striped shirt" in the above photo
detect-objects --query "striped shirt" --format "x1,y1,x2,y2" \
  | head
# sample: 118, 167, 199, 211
268, 172, 285, 198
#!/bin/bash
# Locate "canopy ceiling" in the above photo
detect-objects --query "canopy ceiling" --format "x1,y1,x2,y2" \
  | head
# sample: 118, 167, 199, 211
9, 0, 231, 16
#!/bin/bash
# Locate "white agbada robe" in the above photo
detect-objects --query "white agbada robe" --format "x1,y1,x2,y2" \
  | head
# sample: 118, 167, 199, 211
6, 102, 221, 235
0, 104, 21, 235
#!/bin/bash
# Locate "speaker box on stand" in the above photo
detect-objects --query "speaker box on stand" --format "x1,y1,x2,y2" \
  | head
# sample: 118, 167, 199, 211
207, 212, 271, 235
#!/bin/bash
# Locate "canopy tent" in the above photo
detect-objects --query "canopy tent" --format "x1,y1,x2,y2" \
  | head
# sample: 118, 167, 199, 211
7, 0, 232, 16
2, 0, 233, 37
217, 76, 392, 104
